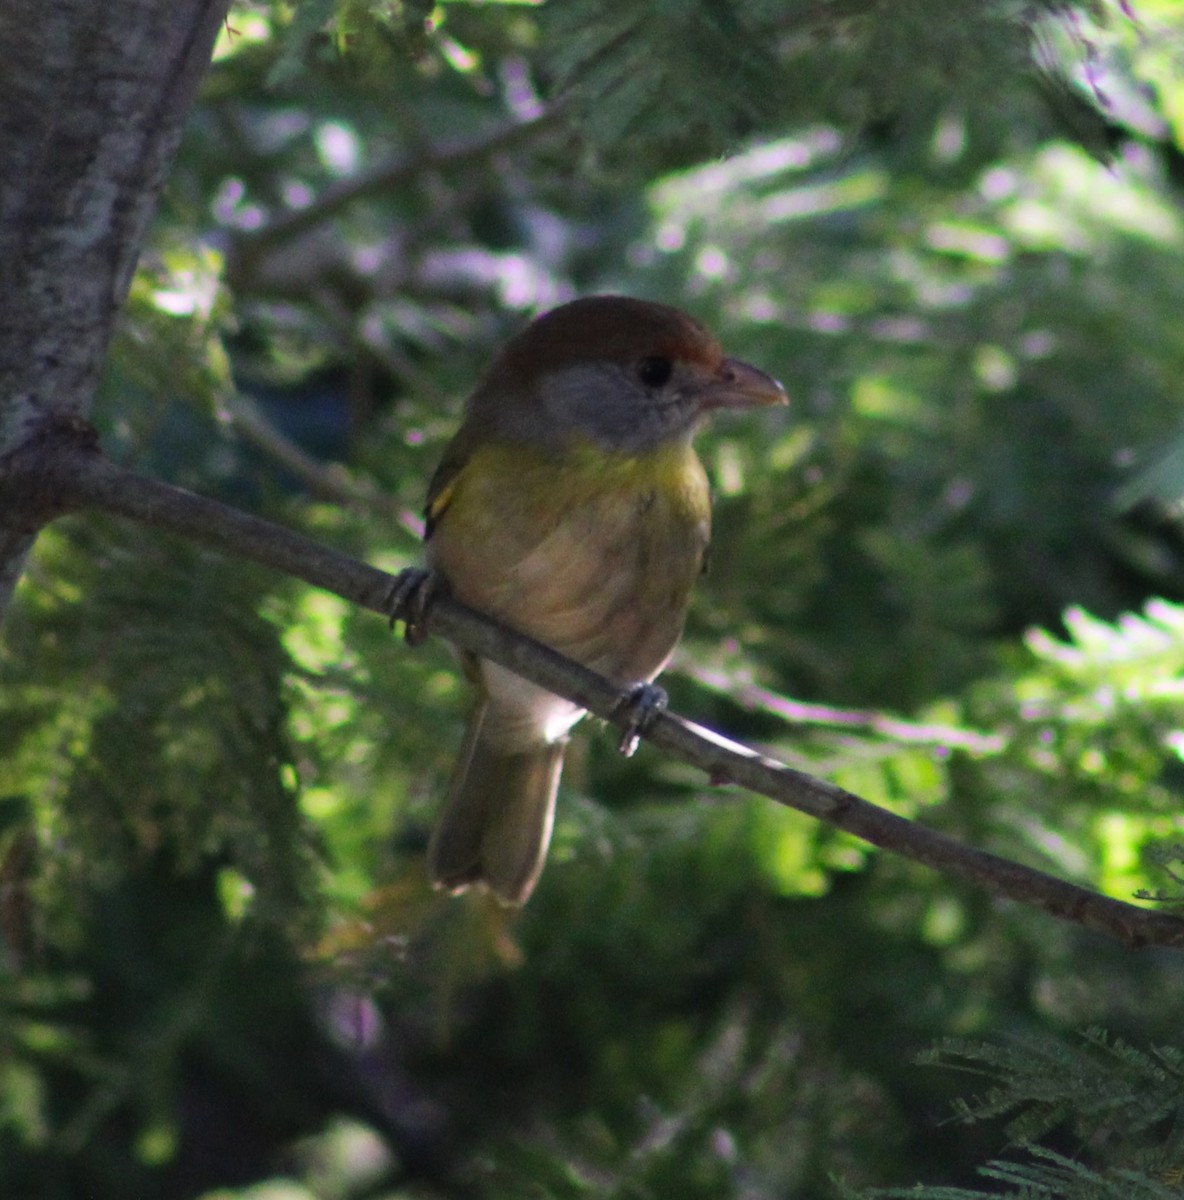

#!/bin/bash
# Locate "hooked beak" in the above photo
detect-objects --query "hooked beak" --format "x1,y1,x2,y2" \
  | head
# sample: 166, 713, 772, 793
700, 357, 788, 411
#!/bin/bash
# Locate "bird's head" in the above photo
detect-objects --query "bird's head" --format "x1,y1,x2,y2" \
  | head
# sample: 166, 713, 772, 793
466, 296, 787, 454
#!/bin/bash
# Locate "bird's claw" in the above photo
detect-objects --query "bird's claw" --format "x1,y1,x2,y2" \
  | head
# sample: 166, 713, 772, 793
385, 567, 438, 646
615, 682, 668, 758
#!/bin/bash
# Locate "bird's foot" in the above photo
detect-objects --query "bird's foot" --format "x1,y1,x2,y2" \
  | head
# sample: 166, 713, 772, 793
384, 567, 439, 646
615, 682, 668, 758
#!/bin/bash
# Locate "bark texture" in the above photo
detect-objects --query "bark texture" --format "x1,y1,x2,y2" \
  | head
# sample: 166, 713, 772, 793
0, 0, 231, 615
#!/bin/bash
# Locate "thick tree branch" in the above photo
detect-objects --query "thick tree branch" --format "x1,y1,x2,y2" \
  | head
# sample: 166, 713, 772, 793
5, 419, 1184, 951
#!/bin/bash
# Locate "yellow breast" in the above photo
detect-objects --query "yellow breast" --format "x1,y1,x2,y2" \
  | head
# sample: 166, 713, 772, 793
427, 437, 711, 683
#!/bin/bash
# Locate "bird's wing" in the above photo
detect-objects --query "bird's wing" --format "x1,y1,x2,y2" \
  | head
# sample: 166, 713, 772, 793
423, 430, 475, 540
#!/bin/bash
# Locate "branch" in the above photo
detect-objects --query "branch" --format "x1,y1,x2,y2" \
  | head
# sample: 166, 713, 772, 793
681, 658, 1007, 755
232, 110, 563, 254
7, 419, 1184, 951
218, 391, 424, 539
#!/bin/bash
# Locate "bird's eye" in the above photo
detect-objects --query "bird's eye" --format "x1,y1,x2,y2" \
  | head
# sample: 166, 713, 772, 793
636, 356, 674, 389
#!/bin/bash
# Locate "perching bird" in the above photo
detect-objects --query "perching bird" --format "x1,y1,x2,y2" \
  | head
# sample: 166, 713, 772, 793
418, 295, 786, 904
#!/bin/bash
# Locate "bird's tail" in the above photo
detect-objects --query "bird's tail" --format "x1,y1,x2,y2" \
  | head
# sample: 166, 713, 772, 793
427, 699, 566, 905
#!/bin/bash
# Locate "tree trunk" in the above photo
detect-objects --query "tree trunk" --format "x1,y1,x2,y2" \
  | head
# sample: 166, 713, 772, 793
0, 0, 231, 617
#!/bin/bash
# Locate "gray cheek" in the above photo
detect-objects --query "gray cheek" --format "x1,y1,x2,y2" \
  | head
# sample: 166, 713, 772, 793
541, 364, 636, 440
539, 365, 701, 452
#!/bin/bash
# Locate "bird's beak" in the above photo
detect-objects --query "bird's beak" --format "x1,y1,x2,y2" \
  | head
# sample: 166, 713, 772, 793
701, 357, 788, 411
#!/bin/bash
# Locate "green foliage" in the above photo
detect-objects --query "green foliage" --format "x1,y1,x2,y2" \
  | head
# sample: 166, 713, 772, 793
957, 602, 1184, 888
928, 1029, 1184, 1147
650, 128, 1184, 703
542, 0, 1128, 169
852, 1148, 1183, 1200
5, 0, 1184, 1197
0, 522, 319, 930
851, 1031, 1184, 1198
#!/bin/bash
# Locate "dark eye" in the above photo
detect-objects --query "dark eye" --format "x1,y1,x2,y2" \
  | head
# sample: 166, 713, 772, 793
636, 356, 673, 389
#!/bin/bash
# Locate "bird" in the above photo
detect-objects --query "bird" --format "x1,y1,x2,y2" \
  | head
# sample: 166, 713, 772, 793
416, 295, 786, 904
